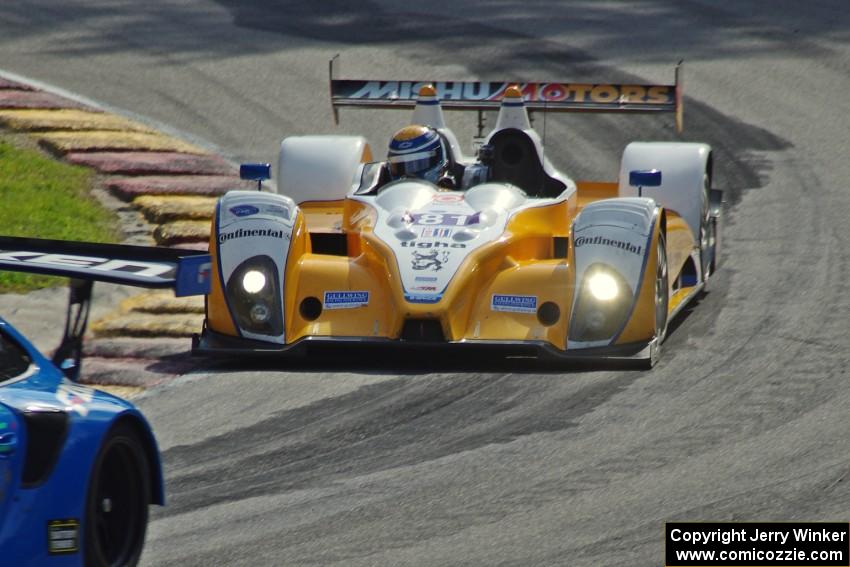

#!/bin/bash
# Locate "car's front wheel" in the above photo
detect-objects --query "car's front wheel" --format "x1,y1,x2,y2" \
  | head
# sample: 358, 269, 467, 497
655, 233, 669, 344
85, 422, 150, 567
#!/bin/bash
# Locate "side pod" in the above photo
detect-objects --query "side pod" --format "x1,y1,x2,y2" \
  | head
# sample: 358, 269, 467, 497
568, 198, 661, 350
207, 191, 303, 344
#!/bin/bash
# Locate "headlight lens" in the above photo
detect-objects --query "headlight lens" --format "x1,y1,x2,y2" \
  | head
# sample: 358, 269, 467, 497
250, 303, 271, 323
242, 270, 267, 294
225, 255, 283, 336
588, 272, 619, 301
568, 264, 633, 343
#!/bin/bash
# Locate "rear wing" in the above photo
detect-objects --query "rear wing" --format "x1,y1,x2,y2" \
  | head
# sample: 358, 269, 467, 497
0, 236, 211, 381
0, 236, 210, 297
329, 57, 684, 132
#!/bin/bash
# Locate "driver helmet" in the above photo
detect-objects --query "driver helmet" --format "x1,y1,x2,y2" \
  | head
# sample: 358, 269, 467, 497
387, 125, 448, 183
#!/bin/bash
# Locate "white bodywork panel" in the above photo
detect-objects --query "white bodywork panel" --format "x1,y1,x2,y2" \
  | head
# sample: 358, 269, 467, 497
618, 142, 710, 239
216, 190, 298, 344
569, 198, 658, 349
278, 135, 369, 204
358, 181, 564, 304
409, 92, 468, 163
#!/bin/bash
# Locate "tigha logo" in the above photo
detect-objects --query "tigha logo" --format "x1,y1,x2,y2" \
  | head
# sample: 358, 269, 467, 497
574, 235, 643, 255
400, 240, 466, 249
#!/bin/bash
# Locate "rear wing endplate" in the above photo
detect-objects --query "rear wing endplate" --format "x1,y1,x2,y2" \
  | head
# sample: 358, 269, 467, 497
0, 236, 211, 296
329, 57, 684, 132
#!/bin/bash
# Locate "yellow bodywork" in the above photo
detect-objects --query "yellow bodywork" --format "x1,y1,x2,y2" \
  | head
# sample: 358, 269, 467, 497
205, 178, 699, 353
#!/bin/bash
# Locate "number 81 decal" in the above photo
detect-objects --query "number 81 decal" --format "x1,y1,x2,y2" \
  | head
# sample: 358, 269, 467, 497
411, 212, 480, 226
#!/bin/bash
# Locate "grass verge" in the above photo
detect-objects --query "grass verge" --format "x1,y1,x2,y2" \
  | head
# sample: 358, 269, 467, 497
0, 137, 120, 292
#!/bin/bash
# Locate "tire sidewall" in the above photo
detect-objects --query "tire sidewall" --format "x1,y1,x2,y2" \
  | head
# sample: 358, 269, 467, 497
655, 233, 669, 344
84, 422, 150, 567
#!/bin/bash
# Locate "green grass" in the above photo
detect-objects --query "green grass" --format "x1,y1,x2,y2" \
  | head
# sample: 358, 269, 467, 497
0, 139, 120, 292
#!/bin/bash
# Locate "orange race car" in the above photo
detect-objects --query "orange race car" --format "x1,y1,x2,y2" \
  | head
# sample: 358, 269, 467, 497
193, 62, 721, 367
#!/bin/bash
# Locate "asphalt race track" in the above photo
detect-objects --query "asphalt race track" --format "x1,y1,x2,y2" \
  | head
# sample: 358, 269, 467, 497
1, 2, 849, 565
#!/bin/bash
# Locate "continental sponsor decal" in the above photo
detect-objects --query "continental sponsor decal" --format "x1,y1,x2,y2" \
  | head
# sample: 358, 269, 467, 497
574, 235, 643, 255
335, 80, 673, 106
218, 227, 290, 245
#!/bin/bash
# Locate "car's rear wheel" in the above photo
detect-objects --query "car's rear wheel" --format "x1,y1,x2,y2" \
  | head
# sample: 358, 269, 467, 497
85, 423, 150, 567
655, 234, 669, 344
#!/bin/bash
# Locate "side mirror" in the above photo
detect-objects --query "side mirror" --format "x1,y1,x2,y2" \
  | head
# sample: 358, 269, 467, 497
629, 169, 662, 188
240, 163, 271, 191
240, 163, 271, 181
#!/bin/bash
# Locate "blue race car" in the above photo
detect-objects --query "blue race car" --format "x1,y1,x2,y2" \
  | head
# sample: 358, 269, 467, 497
0, 237, 210, 566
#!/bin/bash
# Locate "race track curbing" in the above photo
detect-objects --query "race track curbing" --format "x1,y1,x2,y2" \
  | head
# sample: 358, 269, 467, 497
0, 75, 251, 391
64, 151, 234, 175
133, 195, 218, 224
0, 108, 158, 133
38, 130, 206, 156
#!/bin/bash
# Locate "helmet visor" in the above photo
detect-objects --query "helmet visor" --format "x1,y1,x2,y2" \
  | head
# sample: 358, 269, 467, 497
387, 150, 441, 178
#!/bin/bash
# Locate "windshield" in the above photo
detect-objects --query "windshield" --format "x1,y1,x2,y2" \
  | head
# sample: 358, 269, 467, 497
0, 328, 32, 384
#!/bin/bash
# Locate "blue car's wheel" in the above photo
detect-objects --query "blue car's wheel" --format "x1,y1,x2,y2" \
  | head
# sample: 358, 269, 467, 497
85, 423, 150, 567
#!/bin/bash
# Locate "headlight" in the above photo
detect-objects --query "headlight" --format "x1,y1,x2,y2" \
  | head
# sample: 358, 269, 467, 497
250, 303, 271, 323
242, 270, 267, 294
225, 255, 283, 336
568, 264, 633, 343
588, 272, 619, 301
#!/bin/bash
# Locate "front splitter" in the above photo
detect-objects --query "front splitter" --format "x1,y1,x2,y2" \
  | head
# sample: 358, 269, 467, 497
192, 329, 658, 368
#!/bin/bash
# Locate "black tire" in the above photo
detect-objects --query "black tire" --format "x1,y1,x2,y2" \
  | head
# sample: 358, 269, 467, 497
84, 422, 150, 567
699, 172, 713, 281
655, 233, 669, 344
705, 216, 718, 278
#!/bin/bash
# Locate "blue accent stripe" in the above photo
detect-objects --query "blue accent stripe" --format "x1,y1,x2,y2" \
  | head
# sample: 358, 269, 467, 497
501, 101, 526, 107
389, 131, 440, 153
416, 100, 440, 105
404, 294, 443, 304
403, 283, 448, 304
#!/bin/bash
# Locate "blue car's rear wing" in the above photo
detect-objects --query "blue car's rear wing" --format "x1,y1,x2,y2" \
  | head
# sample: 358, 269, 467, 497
329, 57, 684, 131
0, 236, 211, 381
0, 236, 210, 297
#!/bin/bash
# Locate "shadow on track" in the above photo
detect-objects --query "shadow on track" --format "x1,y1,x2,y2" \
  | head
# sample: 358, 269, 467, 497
158, 359, 642, 517
188, 339, 664, 377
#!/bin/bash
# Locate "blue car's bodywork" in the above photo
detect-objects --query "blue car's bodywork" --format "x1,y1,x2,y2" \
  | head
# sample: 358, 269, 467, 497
0, 318, 163, 565
0, 236, 211, 566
